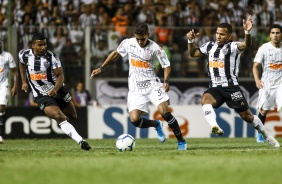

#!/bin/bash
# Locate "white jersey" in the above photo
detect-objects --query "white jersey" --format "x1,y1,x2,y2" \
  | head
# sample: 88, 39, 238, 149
18, 49, 62, 97
117, 38, 170, 92
199, 41, 243, 88
254, 42, 282, 89
0, 51, 16, 85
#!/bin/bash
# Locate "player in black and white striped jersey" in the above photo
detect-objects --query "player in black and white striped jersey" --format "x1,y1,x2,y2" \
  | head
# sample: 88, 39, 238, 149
187, 15, 280, 147
18, 33, 91, 150
253, 24, 282, 143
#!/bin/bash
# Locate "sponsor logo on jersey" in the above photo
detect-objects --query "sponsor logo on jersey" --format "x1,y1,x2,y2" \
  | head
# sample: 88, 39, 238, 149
209, 60, 224, 68
130, 58, 149, 68
30, 73, 47, 80
269, 63, 282, 70
136, 80, 151, 89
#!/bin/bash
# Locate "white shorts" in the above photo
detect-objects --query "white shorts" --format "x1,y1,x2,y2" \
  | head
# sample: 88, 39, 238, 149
256, 84, 282, 112
0, 83, 10, 105
127, 83, 169, 115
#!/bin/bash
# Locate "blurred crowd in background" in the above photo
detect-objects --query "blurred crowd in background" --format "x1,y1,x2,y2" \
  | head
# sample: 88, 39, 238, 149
0, 0, 281, 105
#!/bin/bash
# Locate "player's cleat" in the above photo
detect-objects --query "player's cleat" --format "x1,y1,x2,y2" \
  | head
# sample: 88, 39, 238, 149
266, 136, 280, 148
211, 126, 224, 136
155, 120, 166, 143
256, 132, 265, 143
79, 140, 91, 150
177, 141, 187, 150
0, 136, 3, 144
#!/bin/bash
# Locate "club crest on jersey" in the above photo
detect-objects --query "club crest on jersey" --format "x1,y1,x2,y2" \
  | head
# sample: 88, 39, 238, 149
43, 61, 50, 68
144, 50, 153, 60
221, 48, 228, 55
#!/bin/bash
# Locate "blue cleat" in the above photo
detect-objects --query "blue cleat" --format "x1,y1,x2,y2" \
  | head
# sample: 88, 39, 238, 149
256, 132, 265, 143
155, 120, 166, 143
178, 141, 187, 150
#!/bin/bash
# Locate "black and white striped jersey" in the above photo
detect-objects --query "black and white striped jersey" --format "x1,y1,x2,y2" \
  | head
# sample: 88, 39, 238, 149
18, 49, 62, 97
199, 41, 243, 88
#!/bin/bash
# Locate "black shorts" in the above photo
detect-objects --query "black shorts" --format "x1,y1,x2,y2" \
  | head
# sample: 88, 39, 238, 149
204, 86, 249, 112
34, 86, 72, 111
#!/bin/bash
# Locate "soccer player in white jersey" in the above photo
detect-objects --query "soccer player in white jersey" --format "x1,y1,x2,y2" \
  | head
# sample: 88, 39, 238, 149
253, 24, 282, 143
90, 23, 187, 150
187, 15, 280, 147
0, 41, 18, 143
18, 33, 91, 150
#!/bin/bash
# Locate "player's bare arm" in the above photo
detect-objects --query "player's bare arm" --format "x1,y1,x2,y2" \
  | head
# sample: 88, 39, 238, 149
252, 62, 263, 89
186, 29, 202, 57
10, 67, 18, 96
238, 15, 253, 51
90, 50, 120, 79
19, 62, 28, 93
49, 67, 64, 97
163, 66, 171, 92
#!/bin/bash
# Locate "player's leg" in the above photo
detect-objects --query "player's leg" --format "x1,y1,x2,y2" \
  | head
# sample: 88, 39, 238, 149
256, 109, 268, 143
0, 86, 8, 143
256, 88, 275, 142
238, 109, 280, 147
128, 91, 165, 142
0, 105, 6, 143
201, 90, 224, 136
129, 109, 158, 128
157, 101, 187, 150
275, 84, 282, 112
56, 87, 77, 120
61, 100, 78, 120
149, 84, 186, 149
36, 96, 90, 150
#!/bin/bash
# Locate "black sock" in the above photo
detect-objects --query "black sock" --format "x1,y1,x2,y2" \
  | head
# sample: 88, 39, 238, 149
162, 112, 185, 142
0, 114, 6, 136
258, 112, 266, 125
132, 118, 157, 128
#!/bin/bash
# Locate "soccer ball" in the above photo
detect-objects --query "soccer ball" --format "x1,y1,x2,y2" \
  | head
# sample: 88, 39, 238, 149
116, 134, 135, 151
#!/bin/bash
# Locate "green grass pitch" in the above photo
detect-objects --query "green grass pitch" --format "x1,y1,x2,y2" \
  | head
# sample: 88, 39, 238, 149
1, 138, 282, 184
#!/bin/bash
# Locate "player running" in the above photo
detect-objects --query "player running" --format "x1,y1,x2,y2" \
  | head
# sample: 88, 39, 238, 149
90, 23, 187, 150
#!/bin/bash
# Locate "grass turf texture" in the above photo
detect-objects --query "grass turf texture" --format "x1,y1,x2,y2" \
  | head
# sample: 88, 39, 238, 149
1, 138, 281, 184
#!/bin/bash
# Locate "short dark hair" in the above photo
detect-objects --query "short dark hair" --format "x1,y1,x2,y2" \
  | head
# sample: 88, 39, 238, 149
218, 23, 233, 34
269, 24, 282, 33
31, 33, 47, 43
133, 23, 149, 35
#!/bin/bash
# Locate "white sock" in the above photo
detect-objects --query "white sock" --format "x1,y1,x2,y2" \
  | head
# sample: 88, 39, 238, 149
250, 115, 269, 139
202, 104, 218, 127
59, 120, 83, 144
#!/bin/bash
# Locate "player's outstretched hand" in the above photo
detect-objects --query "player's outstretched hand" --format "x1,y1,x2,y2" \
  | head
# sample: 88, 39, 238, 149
90, 68, 102, 80
243, 15, 253, 31
186, 29, 200, 41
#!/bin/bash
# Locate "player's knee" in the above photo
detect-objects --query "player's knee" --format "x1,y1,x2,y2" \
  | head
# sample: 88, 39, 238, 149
53, 114, 67, 122
129, 114, 140, 123
201, 93, 215, 105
